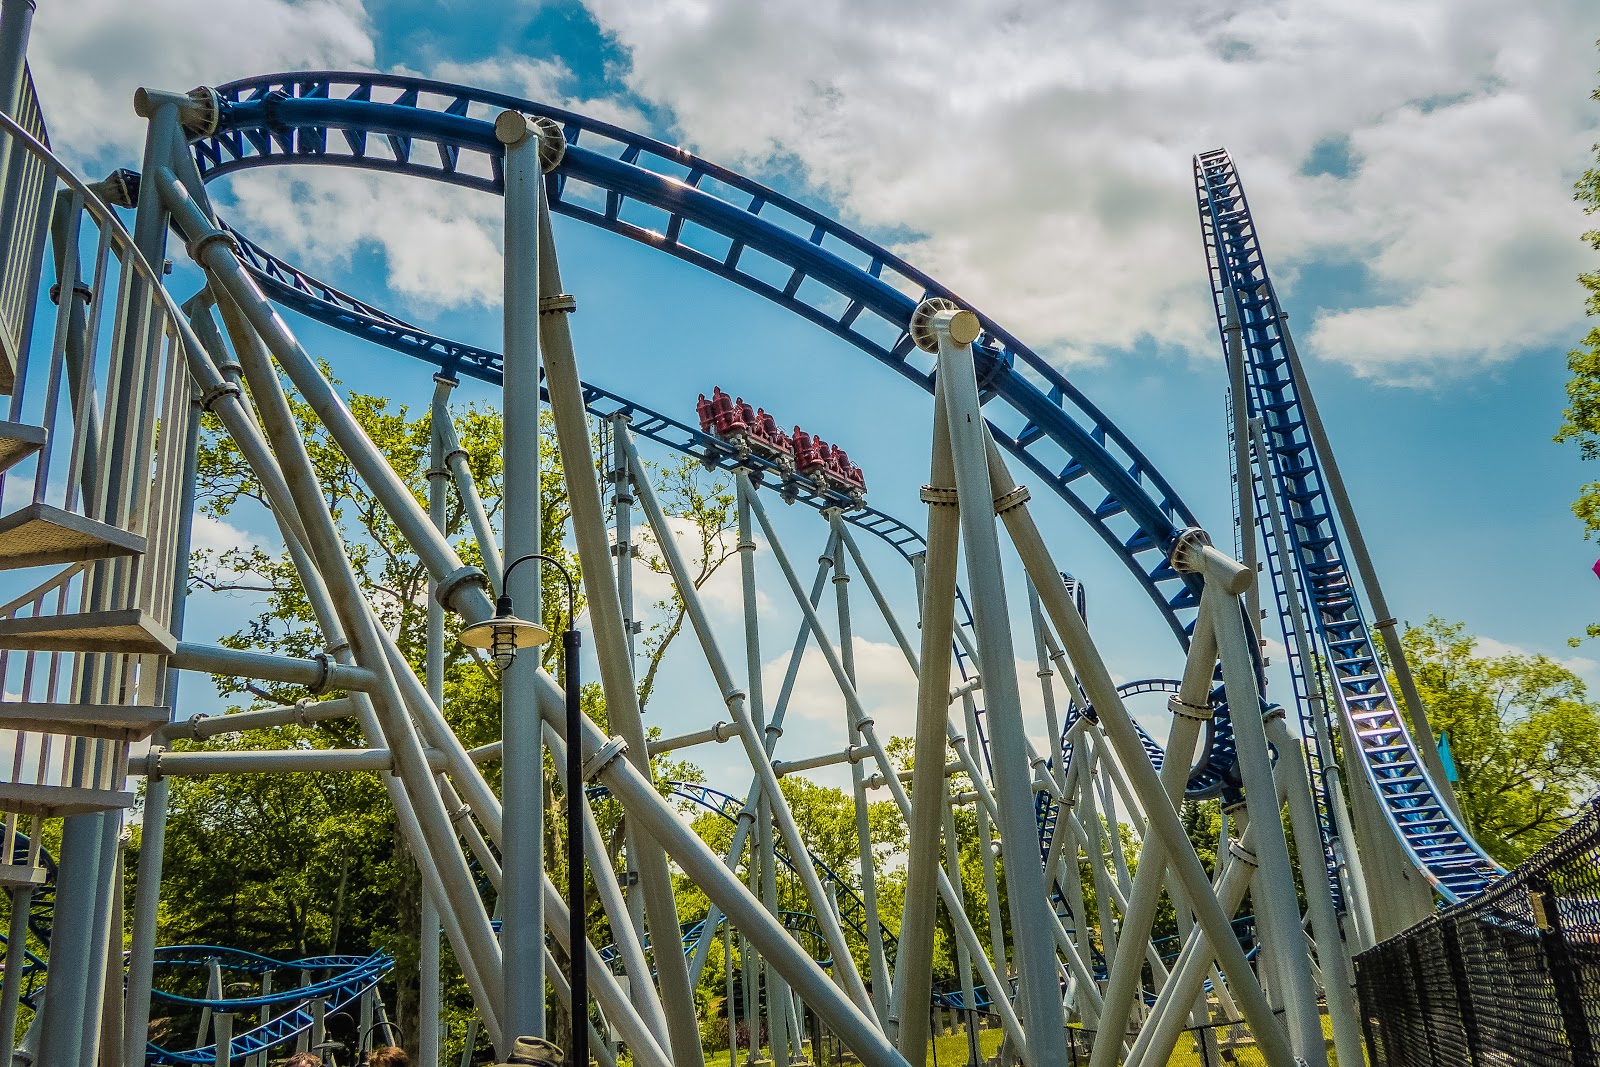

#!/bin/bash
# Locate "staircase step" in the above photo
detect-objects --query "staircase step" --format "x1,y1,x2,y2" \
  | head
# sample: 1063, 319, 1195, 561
0, 609, 175, 655
0, 782, 135, 817
0, 422, 45, 476
0, 701, 169, 740
0, 863, 45, 888
0, 502, 144, 570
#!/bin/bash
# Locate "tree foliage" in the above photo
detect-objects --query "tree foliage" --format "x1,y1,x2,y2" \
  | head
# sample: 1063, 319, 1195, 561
1556, 44, 1600, 630
146, 375, 735, 1062
1403, 617, 1600, 864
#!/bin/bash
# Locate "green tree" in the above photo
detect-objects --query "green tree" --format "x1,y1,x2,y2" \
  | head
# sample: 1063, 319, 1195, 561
152, 377, 735, 1062
1402, 617, 1600, 864
1556, 43, 1600, 625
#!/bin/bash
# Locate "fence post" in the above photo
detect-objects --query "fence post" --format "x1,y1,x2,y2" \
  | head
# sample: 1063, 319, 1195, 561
1355, 957, 1383, 1067
1405, 936, 1443, 1067
1439, 919, 1481, 1067
1532, 881, 1599, 1067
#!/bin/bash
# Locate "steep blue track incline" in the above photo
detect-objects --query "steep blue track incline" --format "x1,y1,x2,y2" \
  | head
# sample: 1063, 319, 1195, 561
1194, 148, 1499, 902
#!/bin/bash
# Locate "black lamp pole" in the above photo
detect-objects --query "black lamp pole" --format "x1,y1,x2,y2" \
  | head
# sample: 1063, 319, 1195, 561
501, 553, 586, 1067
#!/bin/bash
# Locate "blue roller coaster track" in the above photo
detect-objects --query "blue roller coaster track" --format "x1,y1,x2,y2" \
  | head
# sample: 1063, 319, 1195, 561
175, 70, 1248, 802
1194, 148, 1500, 902
213, 222, 1256, 811
145, 946, 393, 1065
188, 71, 1205, 647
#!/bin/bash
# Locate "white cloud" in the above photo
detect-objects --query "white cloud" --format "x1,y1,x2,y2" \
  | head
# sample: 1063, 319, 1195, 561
27, 0, 375, 167
228, 167, 508, 312
213, 52, 649, 313
581, 0, 1597, 381
1473, 633, 1600, 691
424, 55, 649, 133
190, 511, 255, 557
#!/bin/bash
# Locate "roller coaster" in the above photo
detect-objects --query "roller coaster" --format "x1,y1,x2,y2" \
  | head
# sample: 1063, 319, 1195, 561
0, 11, 1507, 1067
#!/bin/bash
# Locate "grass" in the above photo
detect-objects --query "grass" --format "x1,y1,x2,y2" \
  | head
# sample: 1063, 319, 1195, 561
699, 1010, 1362, 1067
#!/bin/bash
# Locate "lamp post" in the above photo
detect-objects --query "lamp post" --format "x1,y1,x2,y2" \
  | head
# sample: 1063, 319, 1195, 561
461, 552, 586, 1067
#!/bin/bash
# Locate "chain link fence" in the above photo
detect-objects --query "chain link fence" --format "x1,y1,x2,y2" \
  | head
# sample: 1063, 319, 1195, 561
1354, 798, 1600, 1066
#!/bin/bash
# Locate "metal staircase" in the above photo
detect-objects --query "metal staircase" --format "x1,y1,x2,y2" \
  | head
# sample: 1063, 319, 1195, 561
0, 69, 190, 820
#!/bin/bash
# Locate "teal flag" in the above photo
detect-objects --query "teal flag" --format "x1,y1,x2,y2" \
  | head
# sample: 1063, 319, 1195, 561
1437, 731, 1459, 782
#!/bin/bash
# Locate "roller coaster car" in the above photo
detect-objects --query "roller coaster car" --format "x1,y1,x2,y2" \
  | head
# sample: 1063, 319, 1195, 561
793, 429, 867, 506
695, 388, 864, 506
696, 387, 795, 471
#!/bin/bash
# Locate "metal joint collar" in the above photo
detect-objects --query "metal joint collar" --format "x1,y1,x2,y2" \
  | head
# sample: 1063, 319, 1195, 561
582, 736, 629, 780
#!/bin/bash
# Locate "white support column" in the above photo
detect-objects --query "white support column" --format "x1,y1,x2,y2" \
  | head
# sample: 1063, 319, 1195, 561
735, 471, 792, 1066
422, 381, 450, 1067
1202, 553, 1326, 1067
890, 381, 959, 1059
1264, 713, 1363, 1067
495, 108, 546, 1046
536, 193, 707, 1067
608, 412, 650, 951
928, 304, 1066, 1067
832, 519, 892, 1025
971, 417, 1297, 1066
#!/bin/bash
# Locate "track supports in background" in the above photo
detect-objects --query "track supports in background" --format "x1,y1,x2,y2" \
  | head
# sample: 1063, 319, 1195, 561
0, 62, 1495, 1067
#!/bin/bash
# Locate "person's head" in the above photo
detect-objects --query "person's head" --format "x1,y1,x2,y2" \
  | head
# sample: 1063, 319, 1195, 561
285, 1055, 323, 1067
496, 1037, 563, 1067
367, 1047, 409, 1067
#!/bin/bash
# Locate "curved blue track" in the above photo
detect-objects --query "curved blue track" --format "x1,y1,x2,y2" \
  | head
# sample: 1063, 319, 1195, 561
190, 112, 1244, 797
189, 71, 1204, 645
145, 946, 392, 1064
1195, 148, 1499, 901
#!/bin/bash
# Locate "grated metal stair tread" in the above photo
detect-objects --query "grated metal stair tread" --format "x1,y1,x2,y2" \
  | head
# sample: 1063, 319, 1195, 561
0, 608, 176, 655
0, 501, 145, 570
0, 422, 46, 476
0, 782, 135, 817
0, 701, 169, 740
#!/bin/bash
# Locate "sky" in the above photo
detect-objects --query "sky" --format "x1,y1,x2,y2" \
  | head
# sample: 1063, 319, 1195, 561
17, 0, 1600, 789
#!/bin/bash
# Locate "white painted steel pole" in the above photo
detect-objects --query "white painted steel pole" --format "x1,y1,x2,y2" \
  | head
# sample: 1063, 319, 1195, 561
1205, 571, 1326, 1067
423, 380, 450, 1067
535, 189, 707, 1067
893, 381, 958, 1059
495, 108, 547, 1046
735, 472, 792, 1064
832, 519, 892, 1024
931, 307, 1066, 1067
1224, 293, 1262, 637
607, 412, 649, 950
977, 425, 1296, 1066
0, 882, 32, 1060
1264, 712, 1364, 1067
35, 814, 103, 1067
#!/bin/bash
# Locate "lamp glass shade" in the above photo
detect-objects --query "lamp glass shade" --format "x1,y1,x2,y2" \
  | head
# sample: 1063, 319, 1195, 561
458, 614, 552, 652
